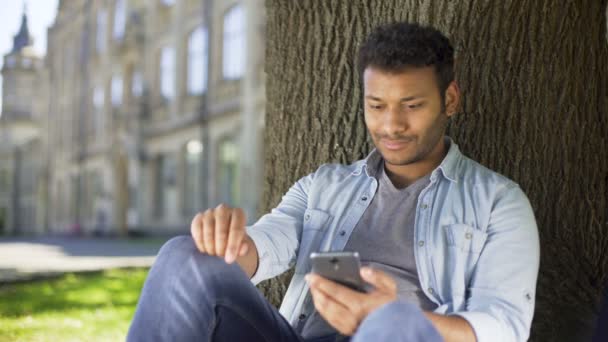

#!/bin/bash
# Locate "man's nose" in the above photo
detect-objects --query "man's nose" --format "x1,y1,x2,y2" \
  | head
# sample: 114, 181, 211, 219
383, 107, 408, 135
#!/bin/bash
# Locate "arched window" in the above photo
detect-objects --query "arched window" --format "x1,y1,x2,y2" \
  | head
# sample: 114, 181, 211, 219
183, 140, 203, 215
188, 26, 208, 94
113, 0, 126, 40
222, 5, 246, 79
217, 137, 240, 205
160, 46, 175, 100
96, 9, 107, 53
111, 75, 123, 107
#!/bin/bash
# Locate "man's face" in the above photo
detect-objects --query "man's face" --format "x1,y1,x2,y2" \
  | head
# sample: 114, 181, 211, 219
363, 66, 457, 167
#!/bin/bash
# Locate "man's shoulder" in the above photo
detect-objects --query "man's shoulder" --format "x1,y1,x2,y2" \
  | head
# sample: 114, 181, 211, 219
301, 157, 369, 188
456, 154, 520, 192
311, 159, 364, 179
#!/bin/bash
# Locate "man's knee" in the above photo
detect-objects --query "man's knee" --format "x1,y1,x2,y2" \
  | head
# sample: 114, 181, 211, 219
354, 301, 442, 342
157, 235, 198, 260
154, 235, 248, 291
156, 236, 223, 266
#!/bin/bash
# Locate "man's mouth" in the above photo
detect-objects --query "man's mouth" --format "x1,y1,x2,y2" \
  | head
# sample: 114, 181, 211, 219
381, 138, 414, 151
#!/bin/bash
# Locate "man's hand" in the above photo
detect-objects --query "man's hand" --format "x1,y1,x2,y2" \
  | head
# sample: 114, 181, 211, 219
190, 204, 252, 265
305, 267, 398, 336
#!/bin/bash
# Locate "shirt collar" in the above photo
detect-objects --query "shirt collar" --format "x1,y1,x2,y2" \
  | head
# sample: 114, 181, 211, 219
435, 137, 460, 183
353, 136, 461, 183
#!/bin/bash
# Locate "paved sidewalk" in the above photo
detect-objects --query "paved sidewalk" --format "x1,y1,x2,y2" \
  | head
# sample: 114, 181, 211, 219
0, 236, 174, 282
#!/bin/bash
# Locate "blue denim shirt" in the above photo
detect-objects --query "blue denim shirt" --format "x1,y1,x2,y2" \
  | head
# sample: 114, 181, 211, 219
247, 138, 540, 342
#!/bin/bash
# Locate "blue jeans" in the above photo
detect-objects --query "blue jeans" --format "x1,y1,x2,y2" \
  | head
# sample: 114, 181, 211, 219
127, 236, 443, 342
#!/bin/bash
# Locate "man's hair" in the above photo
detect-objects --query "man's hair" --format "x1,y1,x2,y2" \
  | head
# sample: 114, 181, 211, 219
357, 22, 455, 97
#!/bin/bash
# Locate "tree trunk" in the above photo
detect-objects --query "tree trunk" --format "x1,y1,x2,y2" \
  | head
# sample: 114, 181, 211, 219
262, 1, 608, 340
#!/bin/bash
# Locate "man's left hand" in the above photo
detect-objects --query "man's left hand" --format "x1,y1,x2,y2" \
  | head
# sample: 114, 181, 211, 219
305, 267, 398, 336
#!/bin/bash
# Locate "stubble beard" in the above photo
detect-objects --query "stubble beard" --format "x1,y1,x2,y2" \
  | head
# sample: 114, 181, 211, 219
373, 111, 449, 167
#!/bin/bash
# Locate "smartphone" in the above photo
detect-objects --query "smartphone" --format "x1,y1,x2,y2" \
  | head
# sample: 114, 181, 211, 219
310, 251, 366, 292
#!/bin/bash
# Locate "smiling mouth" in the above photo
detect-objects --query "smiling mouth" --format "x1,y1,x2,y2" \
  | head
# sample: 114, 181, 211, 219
381, 138, 414, 151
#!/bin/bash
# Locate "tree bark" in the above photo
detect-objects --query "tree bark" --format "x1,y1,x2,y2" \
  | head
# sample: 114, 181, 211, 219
262, 1, 608, 340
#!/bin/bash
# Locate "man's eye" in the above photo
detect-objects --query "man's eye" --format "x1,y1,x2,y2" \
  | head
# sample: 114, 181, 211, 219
408, 103, 424, 110
368, 104, 383, 110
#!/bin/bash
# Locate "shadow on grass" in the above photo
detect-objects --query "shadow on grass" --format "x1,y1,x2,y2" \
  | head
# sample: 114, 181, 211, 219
0, 268, 149, 317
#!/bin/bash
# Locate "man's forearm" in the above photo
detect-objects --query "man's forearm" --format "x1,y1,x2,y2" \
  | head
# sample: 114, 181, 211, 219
424, 312, 477, 342
236, 234, 259, 278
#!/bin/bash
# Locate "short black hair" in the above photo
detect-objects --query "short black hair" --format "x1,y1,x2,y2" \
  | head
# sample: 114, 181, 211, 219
357, 22, 455, 97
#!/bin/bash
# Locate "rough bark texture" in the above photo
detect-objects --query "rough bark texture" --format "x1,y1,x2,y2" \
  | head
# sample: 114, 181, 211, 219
261, 1, 608, 340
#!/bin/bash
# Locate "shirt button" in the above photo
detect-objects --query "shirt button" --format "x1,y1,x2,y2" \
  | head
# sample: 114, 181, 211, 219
298, 314, 307, 320
339, 230, 346, 236
304, 214, 311, 221
465, 232, 473, 239
418, 241, 425, 247
428, 287, 435, 295
421, 204, 428, 209
361, 196, 368, 201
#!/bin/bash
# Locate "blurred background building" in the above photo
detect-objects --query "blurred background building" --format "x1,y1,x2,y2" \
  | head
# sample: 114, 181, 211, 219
0, 0, 266, 236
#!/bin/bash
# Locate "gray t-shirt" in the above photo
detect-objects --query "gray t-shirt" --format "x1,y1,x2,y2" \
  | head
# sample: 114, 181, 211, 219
300, 159, 437, 339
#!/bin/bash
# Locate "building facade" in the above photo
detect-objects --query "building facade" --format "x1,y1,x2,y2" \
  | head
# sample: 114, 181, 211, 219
0, 8, 46, 235
1, 0, 266, 236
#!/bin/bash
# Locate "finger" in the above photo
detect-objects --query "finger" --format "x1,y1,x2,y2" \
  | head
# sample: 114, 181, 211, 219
238, 241, 249, 256
310, 287, 358, 336
202, 210, 215, 255
214, 204, 231, 257
307, 274, 363, 309
360, 267, 397, 294
225, 208, 246, 263
190, 213, 206, 253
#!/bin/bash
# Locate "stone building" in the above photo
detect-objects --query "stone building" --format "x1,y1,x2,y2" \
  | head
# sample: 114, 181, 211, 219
1, 0, 266, 236
0, 7, 46, 235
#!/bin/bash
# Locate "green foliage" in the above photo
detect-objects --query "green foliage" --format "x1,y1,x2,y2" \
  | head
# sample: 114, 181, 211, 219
0, 268, 148, 342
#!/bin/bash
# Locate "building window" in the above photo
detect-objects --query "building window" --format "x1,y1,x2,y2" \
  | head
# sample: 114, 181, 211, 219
155, 154, 177, 217
97, 9, 107, 53
111, 75, 123, 107
163, 154, 177, 187
222, 5, 246, 80
22, 58, 32, 68
218, 138, 239, 206
132, 70, 143, 98
0, 169, 8, 193
184, 140, 203, 215
5, 56, 16, 67
188, 26, 208, 94
93, 86, 105, 138
113, 0, 127, 41
160, 46, 175, 101
154, 156, 165, 217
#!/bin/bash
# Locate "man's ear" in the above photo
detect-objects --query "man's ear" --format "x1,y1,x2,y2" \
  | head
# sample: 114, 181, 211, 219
444, 81, 461, 118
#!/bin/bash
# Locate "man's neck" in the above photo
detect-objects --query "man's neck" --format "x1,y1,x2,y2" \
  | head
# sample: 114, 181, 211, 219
384, 138, 448, 189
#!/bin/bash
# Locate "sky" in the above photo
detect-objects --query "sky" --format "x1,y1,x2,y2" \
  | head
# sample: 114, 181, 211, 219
0, 0, 59, 113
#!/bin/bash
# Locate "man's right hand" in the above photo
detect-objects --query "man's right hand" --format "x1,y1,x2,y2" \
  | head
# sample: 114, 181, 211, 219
190, 204, 251, 264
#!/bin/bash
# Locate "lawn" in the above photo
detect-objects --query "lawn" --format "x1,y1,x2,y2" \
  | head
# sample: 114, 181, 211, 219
0, 268, 149, 342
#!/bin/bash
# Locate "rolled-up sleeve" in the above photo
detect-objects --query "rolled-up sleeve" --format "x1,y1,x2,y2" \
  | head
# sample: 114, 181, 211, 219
452, 185, 540, 342
247, 172, 314, 285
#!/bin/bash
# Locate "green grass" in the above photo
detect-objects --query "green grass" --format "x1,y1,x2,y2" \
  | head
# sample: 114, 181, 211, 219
0, 268, 149, 342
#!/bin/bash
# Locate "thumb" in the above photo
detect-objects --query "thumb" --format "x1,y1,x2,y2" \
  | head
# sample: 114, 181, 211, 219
238, 234, 253, 256
360, 267, 396, 294
238, 239, 250, 256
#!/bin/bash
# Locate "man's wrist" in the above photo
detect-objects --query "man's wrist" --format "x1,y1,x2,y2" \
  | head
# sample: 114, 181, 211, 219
237, 234, 259, 279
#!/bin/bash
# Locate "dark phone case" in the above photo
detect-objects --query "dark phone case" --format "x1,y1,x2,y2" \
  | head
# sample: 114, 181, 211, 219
310, 252, 366, 292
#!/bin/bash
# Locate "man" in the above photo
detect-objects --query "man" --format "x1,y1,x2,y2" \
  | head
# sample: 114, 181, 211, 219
128, 22, 540, 342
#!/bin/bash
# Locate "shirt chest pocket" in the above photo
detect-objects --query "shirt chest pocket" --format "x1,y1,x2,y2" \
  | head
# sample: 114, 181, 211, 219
445, 223, 488, 253
443, 224, 488, 294
294, 209, 333, 274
